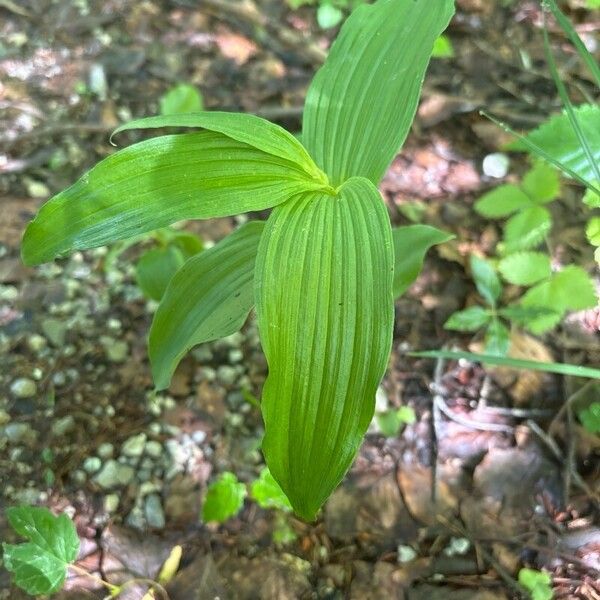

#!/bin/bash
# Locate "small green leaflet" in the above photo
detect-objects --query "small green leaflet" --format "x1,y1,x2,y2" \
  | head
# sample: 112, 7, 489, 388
250, 468, 293, 511
475, 185, 531, 219
202, 472, 247, 523
521, 161, 560, 203
136, 246, 187, 302
159, 84, 204, 116
470, 255, 502, 307
302, 0, 455, 186
149, 222, 264, 390
376, 406, 416, 437
432, 34, 454, 59
578, 402, 600, 434
502, 206, 552, 253
498, 251, 551, 286
484, 319, 510, 357
2, 506, 80, 596
518, 568, 553, 600
444, 306, 491, 331
392, 225, 454, 298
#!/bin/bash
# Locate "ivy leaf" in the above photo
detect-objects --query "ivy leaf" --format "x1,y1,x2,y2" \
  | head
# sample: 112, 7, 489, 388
392, 225, 454, 298
471, 255, 502, 307
498, 251, 552, 286
159, 84, 204, 116
149, 222, 263, 390
302, 0, 455, 186
444, 306, 491, 331
135, 245, 186, 302
474, 184, 531, 219
2, 506, 80, 596
255, 177, 394, 520
250, 468, 292, 511
521, 162, 560, 204
202, 472, 247, 523
502, 206, 552, 253
485, 319, 510, 357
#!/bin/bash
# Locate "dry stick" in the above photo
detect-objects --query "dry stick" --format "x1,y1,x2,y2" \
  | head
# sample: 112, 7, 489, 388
430, 357, 445, 504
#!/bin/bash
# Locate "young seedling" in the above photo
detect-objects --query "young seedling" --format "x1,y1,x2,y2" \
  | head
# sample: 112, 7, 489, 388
21, 0, 455, 520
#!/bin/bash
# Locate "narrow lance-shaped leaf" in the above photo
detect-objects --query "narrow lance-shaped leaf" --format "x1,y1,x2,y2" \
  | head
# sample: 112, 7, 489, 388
149, 221, 264, 390
302, 0, 455, 186
255, 177, 394, 520
22, 131, 326, 266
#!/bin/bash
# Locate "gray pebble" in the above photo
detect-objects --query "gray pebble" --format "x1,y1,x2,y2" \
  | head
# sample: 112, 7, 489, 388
228, 349, 243, 363
121, 433, 147, 457
217, 365, 237, 386
104, 494, 120, 513
191, 346, 213, 362
52, 372, 67, 387
41, 318, 67, 347
94, 460, 135, 489
52, 415, 75, 436
27, 334, 47, 353
144, 494, 165, 528
71, 470, 87, 485
10, 378, 37, 399
145, 440, 163, 458
83, 456, 102, 474
97, 443, 114, 459
125, 505, 146, 530
4, 423, 36, 444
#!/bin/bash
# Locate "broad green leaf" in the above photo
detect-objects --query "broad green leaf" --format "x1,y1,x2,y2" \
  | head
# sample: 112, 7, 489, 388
471, 255, 502, 307
149, 222, 263, 390
521, 162, 560, 204
317, 4, 344, 28
2, 506, 79, 596
22, 132, 324, 265
498, 251, 551, 286
474, 185, 531, 218
255, 177, 394, 520
250, 467, 293, 511
112, 111, 325, 183
511, 105, 600, 187
159, 84, 204, 116
135, 245, 186, 301
586, 217, 600, 246
518, 568, 553, 600
432, 34, 454, 59
202, 472, 247, 523
302, 0, 455, 186
502, 205, 552, 253
392, 225, 454, 298
444, 306, 491, 331
413, 350, 600, 379
376, 406, 416, 437
485, 319, 510, 356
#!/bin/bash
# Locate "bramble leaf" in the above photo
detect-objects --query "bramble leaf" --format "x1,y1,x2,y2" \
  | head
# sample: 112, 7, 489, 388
250, 468, 292, 511
255, 177, 394, 520
498, 251, 552, 286
2, 506, 80, 596
21, 131, 324, 266
302, 0, 455, 186
502, 206, 552, 253
444, 306, 491, 331
202, 472, 246, 523
392, 225, 454, 298
149, 222, 263, 390
485, 319, 510, 357
471, 255, 502, 307
521, 162, 560, 204
474, 184, 531, 218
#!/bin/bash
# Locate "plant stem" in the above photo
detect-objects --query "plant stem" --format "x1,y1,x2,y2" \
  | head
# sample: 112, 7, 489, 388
68, 564, 121, 596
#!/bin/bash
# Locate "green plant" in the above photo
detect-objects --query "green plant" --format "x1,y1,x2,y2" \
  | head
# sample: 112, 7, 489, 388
578, 401, 600, 433
159, 83, 204, 116
518, 568, 553, 600
376, 405, 416, 437
202, 472, 247, 523
22, 0, 454, 520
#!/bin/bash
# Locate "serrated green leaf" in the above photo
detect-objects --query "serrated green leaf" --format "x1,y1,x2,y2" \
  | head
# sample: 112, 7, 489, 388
159, 84, 203, 116
521, 280, 564, 334
485, 319, 510, 356
250, 467, 292, 511
135, 246, 186, 301
302, 0, 455, 186
586, 217, 600, 247
317, 4, 344, 28
255, 177, 394, 520
521, 162, 560, 204
474, 184, 531, 219
498, 251, 551, 286
22, 132, 325, 266
112, 111, 324, 182
202, 472, 246, 523
503, 205, 552, 253
3, 506, 79, 596
392, 225, 454, 298
444, 306, 491, 331
511, 105, 600, 187
471, 255, 502, 307
149, 222, 263, 390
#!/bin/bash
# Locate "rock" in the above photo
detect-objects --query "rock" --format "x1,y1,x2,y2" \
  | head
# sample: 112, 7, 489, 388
26, 334, 47, 353
83, 456, 102, 474
191, 430, 206, 445
145, 440, 163, 458
0, 409, 10, 425
144, 494, 165, 528
104, 494, 120, 513
100, 336, 129, 363
10, 378, 37, 399
52, 415, 75, 436
125, 504, 146, 529
97, 442, 114, 459
228, 349, 243, 363
482, 153, 510, 178
139, 482, 160, 497
121, 433, 147, 457
41, 318, 68, 347
192, 346, 213, 362
4, 423, 36, 444
216, 365, 237, 386
71, 470, 87, 485
95, 460, 135, 489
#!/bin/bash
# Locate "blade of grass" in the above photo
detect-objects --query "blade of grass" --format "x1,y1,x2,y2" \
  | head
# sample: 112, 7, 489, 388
411, 350, 600, 380
543, 0, 600, 88
481, 110, 600, 196
542, 14, 600, 185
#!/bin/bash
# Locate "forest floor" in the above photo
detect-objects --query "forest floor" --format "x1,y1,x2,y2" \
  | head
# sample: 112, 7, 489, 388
0, 0, 599, 598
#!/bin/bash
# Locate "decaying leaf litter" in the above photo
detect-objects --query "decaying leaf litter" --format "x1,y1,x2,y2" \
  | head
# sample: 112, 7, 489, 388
1, 0, 599, 598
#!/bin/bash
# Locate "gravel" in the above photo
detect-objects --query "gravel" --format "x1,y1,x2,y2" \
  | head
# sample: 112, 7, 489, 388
121, 432, 147, 457
10, 378, 37, 399
144, 493, 165, 528
95, 459, 135, 489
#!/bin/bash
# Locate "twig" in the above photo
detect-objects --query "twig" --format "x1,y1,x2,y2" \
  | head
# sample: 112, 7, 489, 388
430, 357, 445, 503
435, 396, 515, 433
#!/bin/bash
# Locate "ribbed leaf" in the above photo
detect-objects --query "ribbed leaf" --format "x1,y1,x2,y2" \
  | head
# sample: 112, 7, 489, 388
22, 132, 325, 265
149, 222, 264, 390
302, 0, 455, 186
112, 111, 325, 182
392, 225, 454, 298
255, 177, 394, 520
